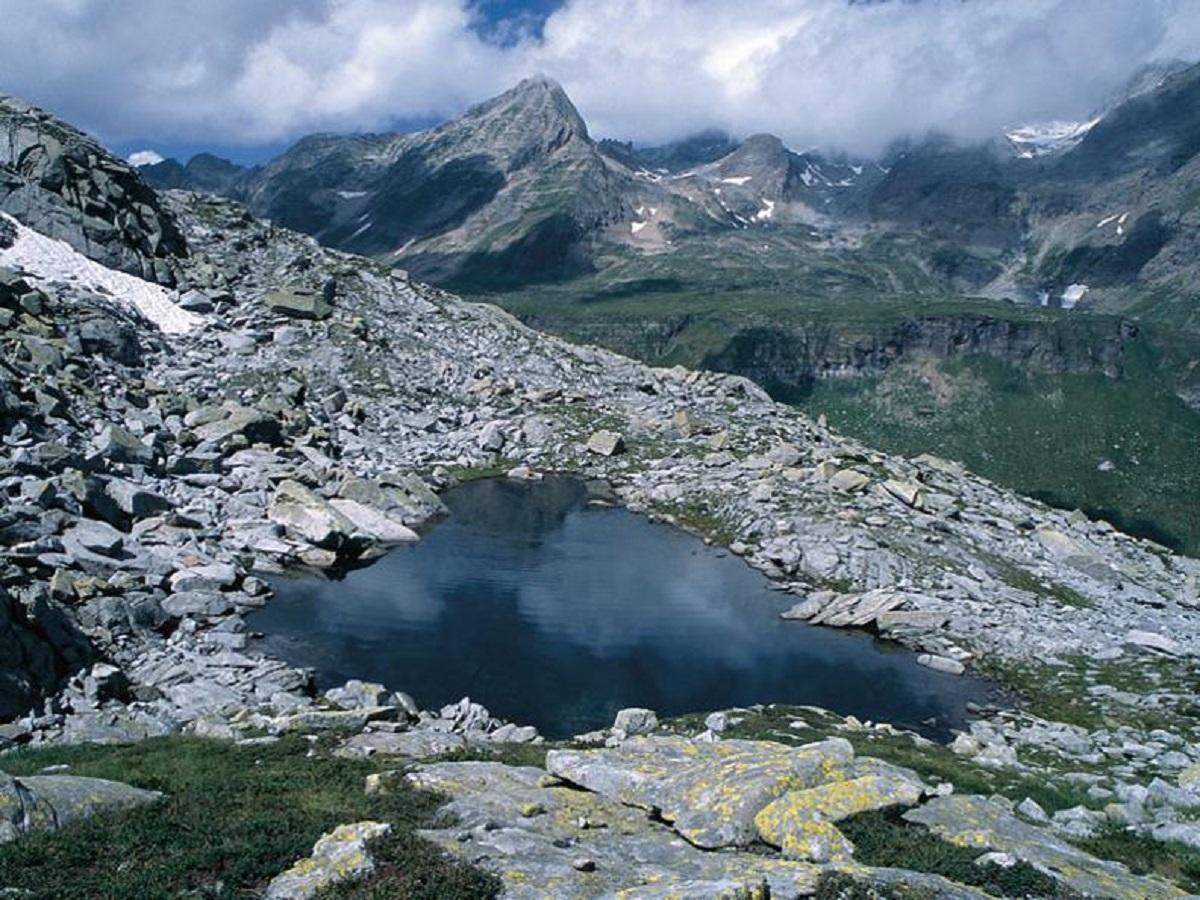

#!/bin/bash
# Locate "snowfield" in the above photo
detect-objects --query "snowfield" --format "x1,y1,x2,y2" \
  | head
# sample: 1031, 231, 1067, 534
0, 214, 201, 334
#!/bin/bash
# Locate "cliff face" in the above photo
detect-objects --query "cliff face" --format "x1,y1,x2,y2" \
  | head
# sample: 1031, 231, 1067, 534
699, 316, 1139, 396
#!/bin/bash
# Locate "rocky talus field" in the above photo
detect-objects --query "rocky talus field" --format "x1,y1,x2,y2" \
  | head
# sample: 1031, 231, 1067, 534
2, 96, 1200, 898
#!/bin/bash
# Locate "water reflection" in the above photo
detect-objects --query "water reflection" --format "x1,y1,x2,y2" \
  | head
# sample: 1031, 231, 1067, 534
250, 477, 989, 738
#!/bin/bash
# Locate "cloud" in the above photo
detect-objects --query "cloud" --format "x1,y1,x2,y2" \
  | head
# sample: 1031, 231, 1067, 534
1, 0, 1198, 157
127, 150, 164, 167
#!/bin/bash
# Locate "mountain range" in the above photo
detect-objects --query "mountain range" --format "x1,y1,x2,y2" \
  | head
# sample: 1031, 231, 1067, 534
140, 65, 1200, 554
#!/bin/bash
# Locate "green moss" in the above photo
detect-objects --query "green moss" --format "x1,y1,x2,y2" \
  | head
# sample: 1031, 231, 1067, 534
0, 735, 496, 900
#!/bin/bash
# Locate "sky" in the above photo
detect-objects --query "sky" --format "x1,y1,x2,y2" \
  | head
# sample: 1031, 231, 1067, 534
1, 0, 1198, 164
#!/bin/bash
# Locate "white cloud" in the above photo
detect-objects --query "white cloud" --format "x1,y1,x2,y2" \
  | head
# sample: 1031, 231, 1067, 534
1, 0, 1198, 157
127, 149, 165, 167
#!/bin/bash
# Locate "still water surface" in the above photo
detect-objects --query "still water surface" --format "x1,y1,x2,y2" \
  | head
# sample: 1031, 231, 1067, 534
249, 477, 989, 738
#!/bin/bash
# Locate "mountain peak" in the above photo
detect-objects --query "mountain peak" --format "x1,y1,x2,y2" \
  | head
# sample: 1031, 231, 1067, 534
461, 75, 590, 146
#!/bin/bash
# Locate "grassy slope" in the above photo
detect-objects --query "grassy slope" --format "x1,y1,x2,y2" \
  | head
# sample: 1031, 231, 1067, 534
0, 736, 497, 900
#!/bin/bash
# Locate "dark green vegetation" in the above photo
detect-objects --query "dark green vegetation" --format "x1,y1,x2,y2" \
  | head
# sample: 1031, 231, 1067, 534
1076, 824, 1200, 894
838, 810, 1077, 898
0, 736, 497, 900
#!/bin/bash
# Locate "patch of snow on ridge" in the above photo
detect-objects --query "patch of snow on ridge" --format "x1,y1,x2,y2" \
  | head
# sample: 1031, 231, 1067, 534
754, 198, 776, 222
631, 221, 647, 234
1006, 118, 1100, 158
0, 214, 201, 334
720, 176, 752, 186
337, 190, 369, 200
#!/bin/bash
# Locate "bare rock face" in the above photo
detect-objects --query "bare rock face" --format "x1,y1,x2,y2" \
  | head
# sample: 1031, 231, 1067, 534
0, 93, 186, 283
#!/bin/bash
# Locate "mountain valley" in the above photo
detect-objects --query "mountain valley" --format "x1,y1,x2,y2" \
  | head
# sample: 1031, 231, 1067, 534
0, 52, 1199, 899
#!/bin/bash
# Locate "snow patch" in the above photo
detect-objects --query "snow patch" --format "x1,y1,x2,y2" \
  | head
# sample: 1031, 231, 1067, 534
348, 221, 373, 240
753, 198, 776, 222
1006, 118, 1100, 158
0, 214, 200, 334
337, 190, 369, 200
631, 221, 647, 235
1061, 283, 1089, 309
720, 175, 753, 186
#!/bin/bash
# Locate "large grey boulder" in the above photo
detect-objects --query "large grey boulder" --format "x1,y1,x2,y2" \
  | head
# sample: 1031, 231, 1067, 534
546, 735, 861, 849
0, 770, 161, 842
265, 288, 333, 321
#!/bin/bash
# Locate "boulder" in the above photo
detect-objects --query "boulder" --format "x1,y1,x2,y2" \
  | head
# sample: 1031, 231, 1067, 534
1, 770, 161, 843
97, 425, 154, 465
161, 590, 237, 618
265, 821, 391, 900
755, 774, 924, 862
612, 707, 658, 737
268, 480, 352, 548
327, 498, 419, 545
336, 730, 465, 760
586, 430, 625, 457
192, 406, 282, 447
546, 736, 857, 850
917, 654, 966, 676
265, 288, 333, 321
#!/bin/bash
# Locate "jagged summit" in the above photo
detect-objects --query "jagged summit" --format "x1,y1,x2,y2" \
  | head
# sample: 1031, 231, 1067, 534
441, 73, 591, 157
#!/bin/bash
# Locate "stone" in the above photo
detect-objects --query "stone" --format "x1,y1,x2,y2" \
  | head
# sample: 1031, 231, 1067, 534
477, 421, 506, 451
671, 410, 697, 436
265, 821, 391, 899
829, 469, 871, 493
546, 736, 857, 850
272, 707, 395, 734
169, 562, 238, 593
917, 654, 966, 676
882, 479, 925, 508
177, 289, 214, 313
335, 730, 466, 760
265, 288, 333, 321
269, 480, 353, 548
83, 662, 130, 704
409, 760, 978, 900
1125, 630, 1186, 657
612, 707, 658, 736
704, 712, 729, 734
754, 774, 924, 862
327, 498, 419, 545
66, 518, 125, 556
105, 479, 171, 519
586, 430, 625, 456
98, 424, 154, 465
326, 679, 389, 710
1, 770, 161, 843
192, 406, 282, 447
1016, 797, 1049, 823
876, 610, 949, 633
162, 590, 236, 618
